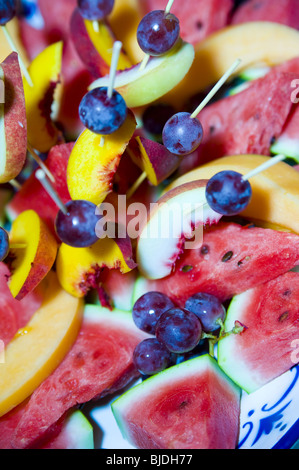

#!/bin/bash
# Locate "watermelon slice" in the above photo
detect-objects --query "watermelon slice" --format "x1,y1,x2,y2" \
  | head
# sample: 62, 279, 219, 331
185, 69, 296, 168
271, 105, 299, 162
0, 263, 43, 346
112, 354, 241, 449
145, 223, 299, 307
7, 142, 73, 236
9, 305, 148, 449
218, 271, 299, 394
140, 0, 233, 46
231, 0, 299, 30
0, 401, 93, 449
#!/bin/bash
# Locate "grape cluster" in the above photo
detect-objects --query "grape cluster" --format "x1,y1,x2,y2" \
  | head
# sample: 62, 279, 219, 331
132, 291, 226, 376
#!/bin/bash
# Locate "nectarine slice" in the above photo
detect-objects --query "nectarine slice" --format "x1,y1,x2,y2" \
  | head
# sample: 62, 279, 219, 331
89, 40, 195, 108
56, 233, 136, 298
8, 210, 58, 300
67, 110, 136, 205
167, 154, 299, 234
0, 52, 27, 184
136, 180, 222, 280
23, 41, 63, 153
164, 22, 299, 108
0, 271, 83, 417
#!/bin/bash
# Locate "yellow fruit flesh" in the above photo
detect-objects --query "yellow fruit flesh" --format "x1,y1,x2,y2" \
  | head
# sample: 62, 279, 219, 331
164, 22, 299, 108
56, 237, 134, 298
84, 19, 132, 70
0, 272, 83, 417
0, 19, 29, 65
67, 112, 136, 205
23, 41, 63, 153
8, 210, 58, 299
167, 155, 299, 234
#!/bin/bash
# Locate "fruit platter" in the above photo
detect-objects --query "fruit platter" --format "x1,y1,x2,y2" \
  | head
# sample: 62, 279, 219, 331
0, 0, 299, 450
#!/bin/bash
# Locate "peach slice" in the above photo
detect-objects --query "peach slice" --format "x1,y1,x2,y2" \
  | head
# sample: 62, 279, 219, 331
136, 180, 223, 280
109, 0, 144, 64
0, 19, 29, 65
0, 271, 83, 417
7, 210, 58, 301
70, 8, 132, 78
56, 233, 137, 298
67, 110, 136, 205
23, 41, 63, 153
166, 154, 299, 234
127, 136, 181, 186
163, 22, 299, 108
89, 40, 195, 108
0, 52, 27, 184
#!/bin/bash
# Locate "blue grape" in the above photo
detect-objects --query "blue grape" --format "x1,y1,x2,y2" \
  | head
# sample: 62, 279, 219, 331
55, 200, 103, 248
0, 0, 17, 26
0, 227, 9, 262
77, 0, 114, 21
156, 308, 202, 354
162, 112, 203, 156
185, 293, 226, 333
205, 170, 252, 216
132, 291, 174, 335
137, 10, 180, 56
79, 87, 127, 135
133, 338, 172, 375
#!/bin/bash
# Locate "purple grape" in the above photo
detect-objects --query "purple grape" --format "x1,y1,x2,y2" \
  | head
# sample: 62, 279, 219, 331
142, 103, 175, 136
205, 170, 252, 216
133, 338, 172, 375
132, 291, 174, 335
185, 293, 226, 333
79, 87, 127, 135
0, 227, 9, 262
77, 0, 114, 21
55, 200, 103, 248
156, 308, 202, 354
137, 10, 180, 56
162, 112, 203, 156
0, 0, 17, 26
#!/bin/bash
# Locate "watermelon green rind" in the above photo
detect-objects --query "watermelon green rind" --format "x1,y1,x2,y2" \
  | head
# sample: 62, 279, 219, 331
111, 354, 241, 449
59, 410, 94, 450
218, 272, 299, 394
217, 292, 257, 394
271, 136, 299, 163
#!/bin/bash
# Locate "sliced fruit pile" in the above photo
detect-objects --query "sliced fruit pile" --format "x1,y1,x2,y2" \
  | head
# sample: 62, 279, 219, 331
0, 0, 298, 450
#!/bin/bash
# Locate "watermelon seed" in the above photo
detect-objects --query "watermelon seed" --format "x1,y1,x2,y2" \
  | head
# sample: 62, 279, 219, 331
278, 311, 289, 322
181, 265, 193, 273
221, 251, 233, 262
200, 245, 209, 255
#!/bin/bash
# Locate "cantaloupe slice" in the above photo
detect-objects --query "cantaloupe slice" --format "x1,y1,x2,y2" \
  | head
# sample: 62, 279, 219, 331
0, 272, 83, 417
164, 22, 299, 108
167, 154, 299, 234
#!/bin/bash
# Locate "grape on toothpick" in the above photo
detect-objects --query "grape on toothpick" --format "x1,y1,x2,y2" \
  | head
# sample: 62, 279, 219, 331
77, 0, 114, 33
138, 0, 180, 71
0, 0, 33, 87
35, 169, 104, 248
205, 154, 287, 217
79, 41, 127, 140
162, 59, 242, 156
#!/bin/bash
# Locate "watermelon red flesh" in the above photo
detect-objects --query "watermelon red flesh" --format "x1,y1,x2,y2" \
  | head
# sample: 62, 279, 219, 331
112, 354, 240, 449
218, 271, 299, 393
148, 223, 299, 307
7, 142, 73, 236
231, 0, 299, 29
181, 70, 296, 170
0, 263, 43, 346
140, 0, 233, 46
8, 306, 148, 449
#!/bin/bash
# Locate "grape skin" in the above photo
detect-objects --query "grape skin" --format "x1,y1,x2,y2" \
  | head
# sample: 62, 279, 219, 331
132, 291, 174, 335
55, 200, 103, 248
162, 112, 203, 156
77, 0, 114, 21
133, 338, 172, 375
185, 293, 226, 333
137, 10, 180, 56
79, 87, 127, 135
